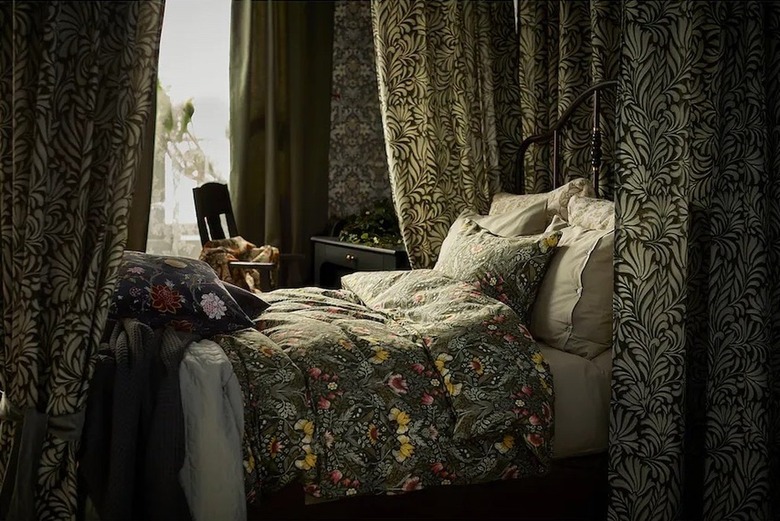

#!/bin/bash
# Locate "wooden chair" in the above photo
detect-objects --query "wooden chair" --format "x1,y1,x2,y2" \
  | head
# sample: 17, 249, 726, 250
193, 182, 301, 291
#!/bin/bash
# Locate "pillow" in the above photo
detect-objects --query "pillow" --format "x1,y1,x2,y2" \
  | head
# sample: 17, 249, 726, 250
568, 196, 615, 230
459, 198, 548, 237
489, 178, 596, 223
434, 217, 562, 324
529, 215, 613, 359
223, 282, 270, 320
110, 251, 256, 336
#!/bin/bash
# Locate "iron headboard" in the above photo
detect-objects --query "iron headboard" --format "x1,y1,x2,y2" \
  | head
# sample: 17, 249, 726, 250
515, 80, 618, 197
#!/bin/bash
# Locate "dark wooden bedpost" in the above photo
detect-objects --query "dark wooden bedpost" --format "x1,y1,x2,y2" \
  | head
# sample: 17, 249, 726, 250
591, 89, 602, 198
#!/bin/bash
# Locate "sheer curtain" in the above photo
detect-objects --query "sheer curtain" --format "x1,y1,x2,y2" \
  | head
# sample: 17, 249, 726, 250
145, 0, 232, 258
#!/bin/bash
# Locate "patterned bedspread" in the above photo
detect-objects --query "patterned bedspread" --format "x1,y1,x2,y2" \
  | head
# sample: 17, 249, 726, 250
214, 269, 554, 504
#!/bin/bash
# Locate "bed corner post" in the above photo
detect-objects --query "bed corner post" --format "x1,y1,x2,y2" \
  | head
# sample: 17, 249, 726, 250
591, 89, 602, 198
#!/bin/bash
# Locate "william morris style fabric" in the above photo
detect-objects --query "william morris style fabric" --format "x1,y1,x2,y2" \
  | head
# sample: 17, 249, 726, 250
610, 1, 780, 519
371, 0, 522, 268
0, 3, 164, 520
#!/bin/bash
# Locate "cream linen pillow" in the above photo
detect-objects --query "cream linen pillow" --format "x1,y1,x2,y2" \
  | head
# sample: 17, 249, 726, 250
460, 198, 548, 237
568, 196, 615, 230
529, 215, 613, 359
489, 178, 595, 222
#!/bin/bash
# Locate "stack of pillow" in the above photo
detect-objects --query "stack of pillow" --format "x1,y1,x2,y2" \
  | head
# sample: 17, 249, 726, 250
433, 178, 614, 361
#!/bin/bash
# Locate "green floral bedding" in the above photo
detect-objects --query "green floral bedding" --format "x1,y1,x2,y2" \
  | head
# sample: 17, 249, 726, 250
214, 269, 554, 503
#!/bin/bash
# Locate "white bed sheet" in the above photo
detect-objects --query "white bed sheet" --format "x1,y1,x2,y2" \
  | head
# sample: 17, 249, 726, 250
539, 346, 612, 459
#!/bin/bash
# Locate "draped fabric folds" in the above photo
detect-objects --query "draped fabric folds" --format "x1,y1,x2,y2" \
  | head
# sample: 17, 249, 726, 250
517, 0, 621, 196
371, 0, 521, 268
0, 2, 164, 520
610, 1, 780, 520
229, 0, 334, 286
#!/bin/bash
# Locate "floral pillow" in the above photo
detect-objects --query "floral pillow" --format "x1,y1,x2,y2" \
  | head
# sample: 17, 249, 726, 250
110, 251, 257, 336
434, 218, 562, 324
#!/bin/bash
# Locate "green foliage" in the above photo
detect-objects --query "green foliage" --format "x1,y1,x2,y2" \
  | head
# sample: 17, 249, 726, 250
338, 199, 404, 249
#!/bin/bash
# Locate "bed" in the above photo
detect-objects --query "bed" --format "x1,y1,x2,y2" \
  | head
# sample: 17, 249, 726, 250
79, 81, 617, 521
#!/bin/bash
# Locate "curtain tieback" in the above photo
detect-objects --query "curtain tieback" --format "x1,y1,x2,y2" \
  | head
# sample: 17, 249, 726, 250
0, 392, 86, 521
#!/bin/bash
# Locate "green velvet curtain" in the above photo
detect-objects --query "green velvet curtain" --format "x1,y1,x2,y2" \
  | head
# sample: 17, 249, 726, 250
610, 1, 780, 519
0, 2, 164, 520
517, 0, 621, 196
371, 0, 522, 268
229, 0, 334, 286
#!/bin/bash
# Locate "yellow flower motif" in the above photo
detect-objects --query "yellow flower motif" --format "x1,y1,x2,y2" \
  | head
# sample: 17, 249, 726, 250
435, 353, 452, 375
294, 419, 315, 444
388, 407, 411, 434
494, 434, 515, 454
295, 445, 317, 470
443, 374, 462, 397
370, 347, 390, 364
260, 345, 276, 357
531, 352, 544, 366
338, 338, 353, 350
244, 453, 256, 473
541, 232, 561, 252
393, 435, 415, 462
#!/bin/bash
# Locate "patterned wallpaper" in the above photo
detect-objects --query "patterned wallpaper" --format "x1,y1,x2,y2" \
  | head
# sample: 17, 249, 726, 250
327, 0, 392, 220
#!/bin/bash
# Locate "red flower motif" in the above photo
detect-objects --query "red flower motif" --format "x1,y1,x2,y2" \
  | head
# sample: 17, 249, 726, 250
411, 363, 425, 375
304, 484, 321, 498
431, 462, 444, 475
529, 414, 542, 426
329, 470, 343, 484
402, 476, 422, 492
502, 466, 519, 480
150, 285, 182, 314
308, 367, 322, 380
527, 433, 544, 447
420, 393, 434, 406
318, 396, 331, 409
388, 374, 409, 394
522, 385, 534, 396
169, 319, 193, 332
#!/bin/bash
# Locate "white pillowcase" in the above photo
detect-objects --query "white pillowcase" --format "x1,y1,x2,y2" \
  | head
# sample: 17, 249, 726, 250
459, 198, 548, 237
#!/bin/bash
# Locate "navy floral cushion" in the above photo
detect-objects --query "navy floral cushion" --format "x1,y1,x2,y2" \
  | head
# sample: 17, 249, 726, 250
110, 251, 256, 335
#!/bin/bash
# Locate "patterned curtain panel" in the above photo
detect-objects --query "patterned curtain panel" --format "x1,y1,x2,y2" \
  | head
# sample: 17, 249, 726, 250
517, 0, 620, 196
0, 3, 163, 520
610, 1, 780, 519
371, 0, 521, 268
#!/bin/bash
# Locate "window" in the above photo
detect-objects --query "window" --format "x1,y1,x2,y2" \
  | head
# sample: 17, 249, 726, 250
146, 0, 231, 258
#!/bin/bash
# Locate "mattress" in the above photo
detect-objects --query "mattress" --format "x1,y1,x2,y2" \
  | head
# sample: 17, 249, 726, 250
539, 346, 612, 459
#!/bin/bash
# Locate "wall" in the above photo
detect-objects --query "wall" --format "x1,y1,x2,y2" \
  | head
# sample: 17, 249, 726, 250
327, 0, 392, 220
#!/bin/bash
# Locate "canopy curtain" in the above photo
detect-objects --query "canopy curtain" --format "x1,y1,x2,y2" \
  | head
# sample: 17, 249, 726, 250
229, 0, 334, 286
0, 2, 164, 520
371, 0, 522, 269
611, 1, 780, 519
517, 0, 621, 196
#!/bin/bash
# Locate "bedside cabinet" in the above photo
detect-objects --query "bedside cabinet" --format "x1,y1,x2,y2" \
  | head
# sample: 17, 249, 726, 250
311, 236, 410, 288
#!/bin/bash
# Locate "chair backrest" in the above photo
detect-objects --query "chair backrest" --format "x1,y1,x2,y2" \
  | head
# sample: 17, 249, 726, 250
192, 182, 240, 245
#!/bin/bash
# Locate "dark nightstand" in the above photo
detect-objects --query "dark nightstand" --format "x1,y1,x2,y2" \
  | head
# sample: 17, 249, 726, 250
311, 236, 410, 288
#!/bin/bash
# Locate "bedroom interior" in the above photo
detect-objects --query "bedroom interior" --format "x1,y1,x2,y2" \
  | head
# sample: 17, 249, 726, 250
0, 2, 779, 521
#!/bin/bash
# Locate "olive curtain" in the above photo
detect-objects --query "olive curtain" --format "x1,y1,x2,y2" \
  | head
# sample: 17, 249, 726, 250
517, 0, 620, 196
371, 0, 522, 269
0, 2, 164, 520
610, 1, 780, 520
229, 0, 334, 286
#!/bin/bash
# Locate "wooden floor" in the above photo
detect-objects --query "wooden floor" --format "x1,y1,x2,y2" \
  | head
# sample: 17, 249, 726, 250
248, 455, 607, 521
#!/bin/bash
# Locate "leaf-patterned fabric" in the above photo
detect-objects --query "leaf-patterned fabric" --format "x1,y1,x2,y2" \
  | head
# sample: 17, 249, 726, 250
517, 0, 620, 196
371, 0, 521, 268
217, 273, 553, 502
610, 1, 780, 519
0, 3, 163, 520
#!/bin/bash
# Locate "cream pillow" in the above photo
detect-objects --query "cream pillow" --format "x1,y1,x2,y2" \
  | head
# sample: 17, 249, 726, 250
530, 215, 613, 359
460, 198, 548, 237
489, 178, 595, 222
568, 196, 615, 230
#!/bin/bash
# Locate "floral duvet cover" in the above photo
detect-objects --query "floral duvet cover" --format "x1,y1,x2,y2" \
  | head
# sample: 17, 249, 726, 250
214, 269, 554, 504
